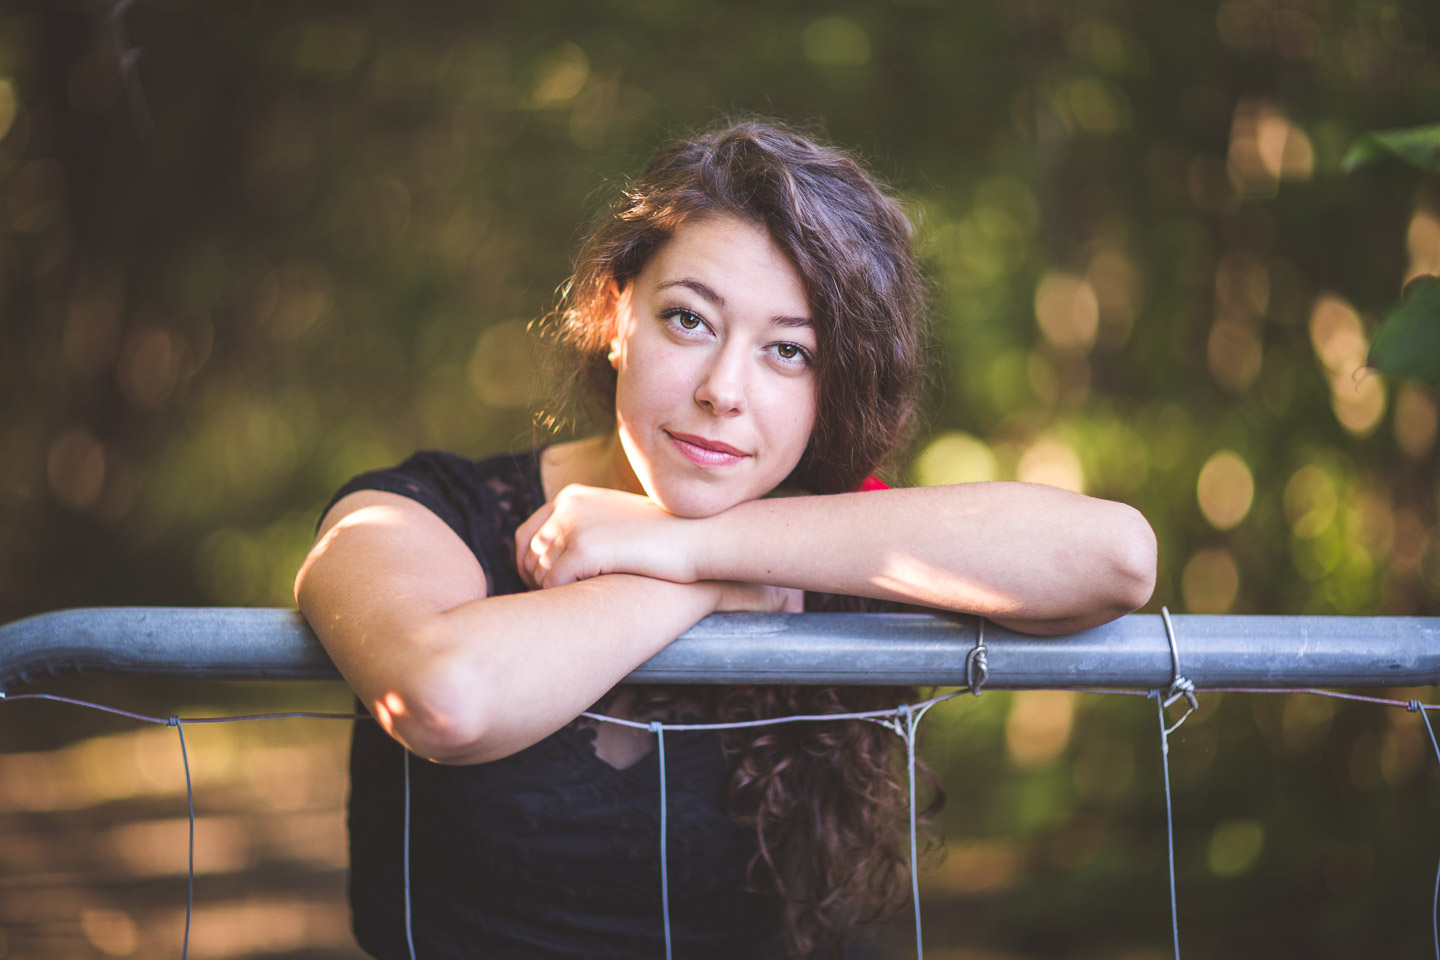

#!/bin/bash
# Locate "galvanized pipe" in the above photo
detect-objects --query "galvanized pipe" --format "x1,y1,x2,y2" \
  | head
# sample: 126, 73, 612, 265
1, 607, 1437, 693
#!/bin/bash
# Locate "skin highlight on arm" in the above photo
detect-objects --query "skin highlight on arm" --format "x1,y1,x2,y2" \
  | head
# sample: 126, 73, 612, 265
298, 489, 799, 766
515, 480, 1157, 634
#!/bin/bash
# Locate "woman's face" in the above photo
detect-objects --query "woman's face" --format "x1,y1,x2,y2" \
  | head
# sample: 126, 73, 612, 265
607, 214, 818, 518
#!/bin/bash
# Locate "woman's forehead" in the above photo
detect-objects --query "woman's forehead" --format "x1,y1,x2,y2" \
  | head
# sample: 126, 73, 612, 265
640, 215, 810, 320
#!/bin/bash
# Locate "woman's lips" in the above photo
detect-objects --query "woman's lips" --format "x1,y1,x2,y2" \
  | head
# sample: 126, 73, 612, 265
667, 431, 747, 467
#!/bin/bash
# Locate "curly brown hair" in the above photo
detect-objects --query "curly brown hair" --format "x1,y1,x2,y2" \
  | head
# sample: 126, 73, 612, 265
543, 118, 938, 958
545, 116, 928, 494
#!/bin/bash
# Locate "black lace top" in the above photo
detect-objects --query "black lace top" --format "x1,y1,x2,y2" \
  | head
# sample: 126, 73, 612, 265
328, 449, 785, 959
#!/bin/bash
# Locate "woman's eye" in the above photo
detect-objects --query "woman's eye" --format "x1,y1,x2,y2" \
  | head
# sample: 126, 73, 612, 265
772, 342, 812, 366
663, 308, 706, 333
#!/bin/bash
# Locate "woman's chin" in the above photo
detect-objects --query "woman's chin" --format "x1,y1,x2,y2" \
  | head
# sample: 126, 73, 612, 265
643, 479, 755, 519
650, 491, 737, 520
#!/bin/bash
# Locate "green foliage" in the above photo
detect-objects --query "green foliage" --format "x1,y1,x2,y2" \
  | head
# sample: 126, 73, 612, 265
1342, 122, 1440, 174
1368, 275, 1440, 384
4, 3, 1440, 956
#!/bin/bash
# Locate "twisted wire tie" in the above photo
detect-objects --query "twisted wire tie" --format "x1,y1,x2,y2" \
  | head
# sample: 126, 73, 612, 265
1159, 607, 1198, 735
965, 618, 988, 697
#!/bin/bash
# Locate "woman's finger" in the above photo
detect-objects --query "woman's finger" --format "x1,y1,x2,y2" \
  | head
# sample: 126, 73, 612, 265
533, 529, 568, 589
514, 500, 558, 583
541, 547, 583, 589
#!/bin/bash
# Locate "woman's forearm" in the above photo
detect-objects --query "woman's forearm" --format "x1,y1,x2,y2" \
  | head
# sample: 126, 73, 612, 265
692, 483, 1156, 632
325, 574, 723, 766
295, 491, 789, 766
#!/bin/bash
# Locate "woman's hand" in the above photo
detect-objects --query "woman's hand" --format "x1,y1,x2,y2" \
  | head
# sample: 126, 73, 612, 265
517, 483, 701, 589
710, 579, 805, 614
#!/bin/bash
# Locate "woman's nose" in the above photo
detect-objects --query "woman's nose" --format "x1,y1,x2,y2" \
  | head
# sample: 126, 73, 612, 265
694, 348, 747, 416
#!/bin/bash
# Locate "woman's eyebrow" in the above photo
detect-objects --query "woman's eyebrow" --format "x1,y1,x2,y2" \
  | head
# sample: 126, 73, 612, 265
657, 277, 812, 329
657, 277, 725, 306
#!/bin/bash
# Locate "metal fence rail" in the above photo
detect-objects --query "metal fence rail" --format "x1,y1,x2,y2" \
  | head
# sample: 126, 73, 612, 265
2, 607, 1438, 692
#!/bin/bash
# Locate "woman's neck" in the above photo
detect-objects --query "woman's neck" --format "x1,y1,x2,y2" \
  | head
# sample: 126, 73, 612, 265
539, 433, 643, 501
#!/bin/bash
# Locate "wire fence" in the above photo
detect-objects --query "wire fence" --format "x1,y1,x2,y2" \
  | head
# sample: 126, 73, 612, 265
2, 607, 1438, 959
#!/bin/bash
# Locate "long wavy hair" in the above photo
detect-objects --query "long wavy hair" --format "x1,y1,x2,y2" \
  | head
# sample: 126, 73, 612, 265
543, 118, 938, 958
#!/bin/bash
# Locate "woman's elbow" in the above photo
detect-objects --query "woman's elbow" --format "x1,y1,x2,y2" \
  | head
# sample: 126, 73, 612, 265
1105, 503, 1157, 613
378, 646, 496, 765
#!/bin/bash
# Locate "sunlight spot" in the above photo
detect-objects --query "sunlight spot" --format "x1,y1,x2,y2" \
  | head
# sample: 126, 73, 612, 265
1332, 373, 1386, 436
929, 839, 1020, 893
531, 43, 589, 107
1207, 317, 1263, 393
1017, 437, 1085, 493
1196, 450, 1254, 530
188, 898, 328, 957
912, 432, 998, 486
1034, 272, 1099, 350
1395, 384, 1438, 459
1256, 110, 1313, 181
46, 427, 106, 510
1227, 98, 1313, 198
1065, 76, 1130, 133
107, 816, 251, 877
118, 325, 179, 409
1309, 295, 1386, 436
873, 552, 1011, 613
82, 909, 138, 957
1284, 465, 1338, 538
1309, 294, 1366, 374
1208, 819, 1264, 876
802, 16, 871, 67
1086, 248, 1142, 347
1182, 548, 1240, 613
1006, 691, 1076, 768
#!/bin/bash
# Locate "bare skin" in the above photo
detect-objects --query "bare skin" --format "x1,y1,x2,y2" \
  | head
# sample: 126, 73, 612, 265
296, 215, 1157, 767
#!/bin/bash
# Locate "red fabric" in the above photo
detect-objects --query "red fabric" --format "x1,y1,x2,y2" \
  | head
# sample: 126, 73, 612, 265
858, 475, 889, 491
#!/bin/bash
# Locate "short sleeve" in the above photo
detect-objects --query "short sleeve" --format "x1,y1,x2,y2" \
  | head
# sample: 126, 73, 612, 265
322, 451, 476, 544
320, 449, 543, 599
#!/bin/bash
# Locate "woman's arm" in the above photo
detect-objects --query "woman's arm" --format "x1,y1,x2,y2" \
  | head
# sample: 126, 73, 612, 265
296, 490, 799, 766
518, 482, 1156, 634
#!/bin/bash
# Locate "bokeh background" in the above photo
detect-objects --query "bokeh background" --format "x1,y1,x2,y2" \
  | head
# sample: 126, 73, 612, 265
2, 0, 1440, 957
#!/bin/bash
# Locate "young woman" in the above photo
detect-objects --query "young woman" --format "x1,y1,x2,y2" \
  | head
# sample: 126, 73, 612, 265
296, 120, 1157, 959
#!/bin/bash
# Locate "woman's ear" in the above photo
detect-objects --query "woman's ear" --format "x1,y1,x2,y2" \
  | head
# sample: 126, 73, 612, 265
605, 279, 625, 369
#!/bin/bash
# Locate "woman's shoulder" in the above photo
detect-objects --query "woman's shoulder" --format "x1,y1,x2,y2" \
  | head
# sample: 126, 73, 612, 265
330, 447, 542, 514
322, 448, 545, 587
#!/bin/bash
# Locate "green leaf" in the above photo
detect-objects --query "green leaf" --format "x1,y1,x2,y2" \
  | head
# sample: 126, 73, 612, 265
1367, 275, 1440, 384
1342, 123, 1440, 174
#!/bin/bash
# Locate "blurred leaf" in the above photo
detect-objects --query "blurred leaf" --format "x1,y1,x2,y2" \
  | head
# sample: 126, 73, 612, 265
1341, 122, 1440, 174
1367, 275, 1440, 384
